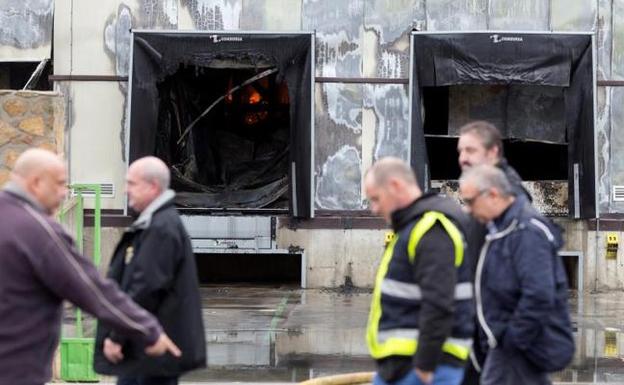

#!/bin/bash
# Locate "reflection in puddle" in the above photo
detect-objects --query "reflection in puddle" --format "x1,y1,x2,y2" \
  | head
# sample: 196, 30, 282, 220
183, 286, 374, 382
551, 294, 624, 383
62, 287, 624, 383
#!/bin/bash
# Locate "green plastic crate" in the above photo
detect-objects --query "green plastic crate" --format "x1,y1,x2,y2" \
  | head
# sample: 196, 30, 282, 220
60, 337, 99, 382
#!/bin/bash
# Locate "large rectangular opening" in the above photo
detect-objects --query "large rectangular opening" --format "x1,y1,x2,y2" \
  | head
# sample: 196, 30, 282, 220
0, 61, 52, 90
156, 62, 291, 210
560, 251, 583, 293
128, 31, 314, 217
410, 32, 596, 218
422, 85, 569, 181
195, 253, 302, 285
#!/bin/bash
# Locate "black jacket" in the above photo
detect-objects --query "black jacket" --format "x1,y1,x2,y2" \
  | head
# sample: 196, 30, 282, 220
498, 158, 531, 203
375, 193, 474, 381
94, 191, 206, 376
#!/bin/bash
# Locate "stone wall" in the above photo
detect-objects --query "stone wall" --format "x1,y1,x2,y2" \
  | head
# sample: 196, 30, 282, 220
0, 90, 65, 186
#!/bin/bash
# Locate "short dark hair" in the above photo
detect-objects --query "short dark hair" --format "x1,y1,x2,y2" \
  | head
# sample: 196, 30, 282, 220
366, 157, 418, 187
459, 121, 504, 156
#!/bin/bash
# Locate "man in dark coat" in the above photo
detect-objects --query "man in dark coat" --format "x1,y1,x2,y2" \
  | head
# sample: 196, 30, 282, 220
459, 165, 573, 385
456, 120, 531, 385
95, 156, 206, 385
0, 149, 180, 385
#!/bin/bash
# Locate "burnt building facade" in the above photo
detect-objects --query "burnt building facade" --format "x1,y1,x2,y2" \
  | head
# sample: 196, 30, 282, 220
1, 0, 624, 291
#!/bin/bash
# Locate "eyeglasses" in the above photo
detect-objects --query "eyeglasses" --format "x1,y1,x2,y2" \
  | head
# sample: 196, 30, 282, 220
461, 190, 488, 206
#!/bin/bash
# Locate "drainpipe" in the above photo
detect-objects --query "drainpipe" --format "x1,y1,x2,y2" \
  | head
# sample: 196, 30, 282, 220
594, 217, 599, 293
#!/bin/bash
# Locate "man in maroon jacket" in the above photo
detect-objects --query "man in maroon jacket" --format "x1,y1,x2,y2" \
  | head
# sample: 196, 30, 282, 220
0, 149, 180, 385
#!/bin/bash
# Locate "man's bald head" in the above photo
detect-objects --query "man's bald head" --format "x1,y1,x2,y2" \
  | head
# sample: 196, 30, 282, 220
12, 148, 64, 179
10, 148, 67, 215
129, 156, 170, 191
126, 156, 170, 213
364, 157, 421, 224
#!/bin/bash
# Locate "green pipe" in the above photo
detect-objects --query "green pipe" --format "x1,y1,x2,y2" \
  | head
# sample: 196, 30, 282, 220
75, 189, 83, 338
70, 184, 101, 266
65, 184, 102, 339
75, 190, 83, 253
93, 185, 101, 267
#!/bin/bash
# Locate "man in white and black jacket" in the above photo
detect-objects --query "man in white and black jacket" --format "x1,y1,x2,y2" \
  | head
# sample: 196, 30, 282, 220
456, 120, 532, 385
459, 165, 574, 385
0, 149, 180, 385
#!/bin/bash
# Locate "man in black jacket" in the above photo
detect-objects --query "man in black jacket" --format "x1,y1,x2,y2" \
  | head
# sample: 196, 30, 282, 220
95, 156, 206, 385
0, 149, 180, 385
365, 157, 474, 385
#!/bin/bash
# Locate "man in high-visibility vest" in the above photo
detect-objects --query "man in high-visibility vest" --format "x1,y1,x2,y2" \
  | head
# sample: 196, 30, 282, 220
364, 157, 474, 385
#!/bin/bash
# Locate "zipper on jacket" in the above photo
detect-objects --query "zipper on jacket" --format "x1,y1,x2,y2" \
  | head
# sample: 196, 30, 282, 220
475, 237, 498, 349
469, 350, 482, 373
475, 219, 519, 350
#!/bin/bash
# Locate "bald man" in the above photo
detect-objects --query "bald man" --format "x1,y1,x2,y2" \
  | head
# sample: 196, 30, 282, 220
94, 156, 205, 385
0, 149, 180, 385
364, 157, 474, 385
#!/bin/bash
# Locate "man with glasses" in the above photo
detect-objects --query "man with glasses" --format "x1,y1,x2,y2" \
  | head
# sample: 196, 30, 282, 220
458, 165, 573, 385
457, 120, 530, 385
365, 157, 474, 385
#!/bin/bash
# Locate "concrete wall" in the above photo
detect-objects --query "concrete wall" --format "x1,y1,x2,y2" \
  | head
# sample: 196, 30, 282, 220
0, 0, 53, 61
277, 227, 384, 288
586, 229, 624, 292
0, 90, 65, 186
279, 218, 614, 291
83, 226, 125, 274
48, 0, 618, 214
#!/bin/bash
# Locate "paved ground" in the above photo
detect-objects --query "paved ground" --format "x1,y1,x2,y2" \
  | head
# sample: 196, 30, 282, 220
56, 286, 624, 384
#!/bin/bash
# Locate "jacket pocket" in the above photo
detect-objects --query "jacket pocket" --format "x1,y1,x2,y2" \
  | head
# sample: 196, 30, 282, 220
523, 310, 574, 372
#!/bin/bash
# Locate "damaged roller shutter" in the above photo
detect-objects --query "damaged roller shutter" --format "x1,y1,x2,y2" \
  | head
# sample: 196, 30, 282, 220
410, 32, 596, 218
127, 31, 314, 218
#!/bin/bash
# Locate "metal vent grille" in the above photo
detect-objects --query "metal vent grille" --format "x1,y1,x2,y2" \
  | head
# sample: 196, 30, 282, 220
71, 183, 115, 198
613, 186, 624, 202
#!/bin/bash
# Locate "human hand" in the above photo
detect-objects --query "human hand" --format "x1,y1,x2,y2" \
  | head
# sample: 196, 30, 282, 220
144, 333, 182, 357
103, 338, 124, 364
414, 368, 433, 384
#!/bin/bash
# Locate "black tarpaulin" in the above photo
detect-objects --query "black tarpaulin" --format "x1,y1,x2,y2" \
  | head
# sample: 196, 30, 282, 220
410, 32, 595, 218
128, 31, 314, 218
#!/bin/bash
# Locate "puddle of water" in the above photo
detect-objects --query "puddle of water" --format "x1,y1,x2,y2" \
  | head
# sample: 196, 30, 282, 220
184, 286, 373, 382
64, 287, 624, 383
550, 294, 624, 383
189, 288, 624, 384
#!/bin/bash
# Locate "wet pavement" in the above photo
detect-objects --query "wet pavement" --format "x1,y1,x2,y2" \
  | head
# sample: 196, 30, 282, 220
182, 285, 373, 383
556, 293, 624, 383
62, 286, 624, 384
186, 286, 624, 384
